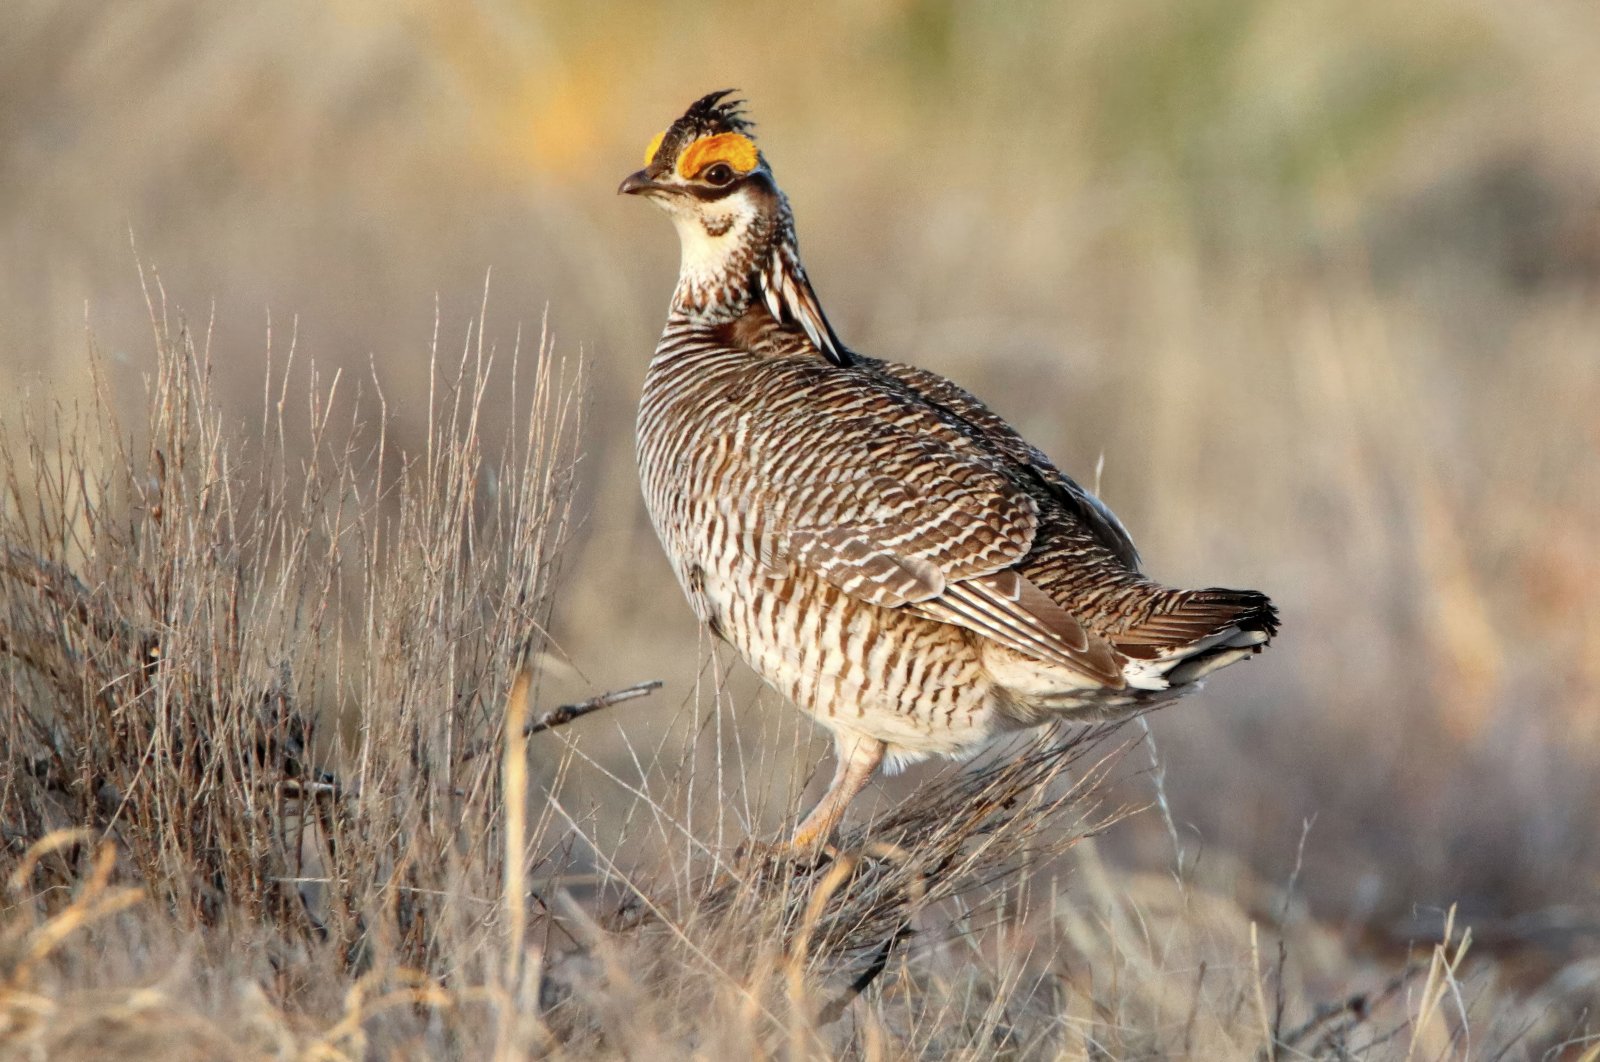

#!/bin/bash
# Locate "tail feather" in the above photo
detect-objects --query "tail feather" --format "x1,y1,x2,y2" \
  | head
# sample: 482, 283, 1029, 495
992, 586, 1279, 723
1114, 587, 1278, 649
1113, 587, 1279, 687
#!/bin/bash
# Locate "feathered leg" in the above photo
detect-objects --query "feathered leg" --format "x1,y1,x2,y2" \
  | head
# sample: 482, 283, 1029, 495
786, 735, 885, 852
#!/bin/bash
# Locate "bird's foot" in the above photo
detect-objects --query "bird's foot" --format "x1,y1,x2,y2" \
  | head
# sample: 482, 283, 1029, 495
734, 834, 838, 873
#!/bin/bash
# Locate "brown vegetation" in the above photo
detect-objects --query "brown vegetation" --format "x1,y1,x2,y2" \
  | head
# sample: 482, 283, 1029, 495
0, 303, 1591, 1058
3, 1, 1599, 1056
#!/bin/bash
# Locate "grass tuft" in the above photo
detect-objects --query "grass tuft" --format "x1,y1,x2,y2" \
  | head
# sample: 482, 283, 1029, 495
0, 297, 1592, 1057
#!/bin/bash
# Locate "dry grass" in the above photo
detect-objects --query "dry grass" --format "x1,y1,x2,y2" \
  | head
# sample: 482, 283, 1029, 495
0, 284, 583, 1056
4, 1, 1600, 1056
1, 302, 1594, 1059
5, 4, 1599, 915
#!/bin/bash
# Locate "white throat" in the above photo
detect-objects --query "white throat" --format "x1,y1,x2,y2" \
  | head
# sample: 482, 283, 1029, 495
672, 206, 749, 290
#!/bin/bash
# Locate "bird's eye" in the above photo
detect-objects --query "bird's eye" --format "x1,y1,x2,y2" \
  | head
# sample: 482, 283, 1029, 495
701, 163, 736, 186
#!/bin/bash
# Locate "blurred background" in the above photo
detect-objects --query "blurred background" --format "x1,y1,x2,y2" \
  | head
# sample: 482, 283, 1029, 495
4, 0, 1597, 968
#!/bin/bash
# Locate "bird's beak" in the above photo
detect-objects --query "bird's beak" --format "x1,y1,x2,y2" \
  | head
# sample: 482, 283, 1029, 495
618, 170, 664, 196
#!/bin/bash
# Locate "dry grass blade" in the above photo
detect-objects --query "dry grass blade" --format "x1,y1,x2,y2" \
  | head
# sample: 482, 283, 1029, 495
498, 662, 533, 1055
1407, 904, 1473, 1060
3, 840, 144, 992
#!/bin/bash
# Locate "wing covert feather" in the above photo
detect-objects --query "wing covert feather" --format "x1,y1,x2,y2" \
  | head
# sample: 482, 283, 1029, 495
863, 358, 1142, 570
734, 397, 1126, 686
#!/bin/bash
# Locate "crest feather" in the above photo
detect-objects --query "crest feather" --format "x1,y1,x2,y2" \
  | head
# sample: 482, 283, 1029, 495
645, 89, 758, 176
677, 89, 754, 136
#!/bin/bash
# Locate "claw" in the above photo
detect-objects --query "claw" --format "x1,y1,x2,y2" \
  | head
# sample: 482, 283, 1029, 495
734, 835, 836, 873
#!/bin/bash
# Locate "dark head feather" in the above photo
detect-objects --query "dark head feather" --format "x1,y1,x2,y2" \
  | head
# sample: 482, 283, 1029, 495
647, 89, 757, 176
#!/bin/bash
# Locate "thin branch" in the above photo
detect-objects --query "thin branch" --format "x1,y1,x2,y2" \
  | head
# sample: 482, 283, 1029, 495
458, 680, 663, 763
816, 919, 912, 1026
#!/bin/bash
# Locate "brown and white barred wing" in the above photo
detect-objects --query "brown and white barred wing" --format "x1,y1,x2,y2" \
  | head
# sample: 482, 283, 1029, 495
748, 426, 1033, 599
863, 358, 1142, 571
734, 395, 1124, 686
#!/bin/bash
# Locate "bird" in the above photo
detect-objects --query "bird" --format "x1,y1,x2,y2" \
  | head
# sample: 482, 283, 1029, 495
620, 90, 1278, 854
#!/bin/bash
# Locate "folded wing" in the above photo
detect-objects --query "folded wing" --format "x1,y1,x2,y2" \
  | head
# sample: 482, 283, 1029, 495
744, 412, 1126, 687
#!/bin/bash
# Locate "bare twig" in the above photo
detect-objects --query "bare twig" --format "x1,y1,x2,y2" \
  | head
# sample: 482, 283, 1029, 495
1278, 969, 1414, 1054
527, 681, 663, 737
459, 681, 662, 763
815, 919, 911, 1027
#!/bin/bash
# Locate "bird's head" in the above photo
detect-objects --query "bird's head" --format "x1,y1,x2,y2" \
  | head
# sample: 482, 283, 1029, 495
619, 89, 770, 214
619, 91, 787, 307
620, 90, 846, 361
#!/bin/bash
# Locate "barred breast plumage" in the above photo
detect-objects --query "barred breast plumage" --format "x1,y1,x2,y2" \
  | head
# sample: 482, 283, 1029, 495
623, 91, 1278, 851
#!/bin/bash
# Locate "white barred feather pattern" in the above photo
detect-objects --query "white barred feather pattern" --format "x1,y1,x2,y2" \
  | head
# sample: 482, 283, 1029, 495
626, 92, 1278, 825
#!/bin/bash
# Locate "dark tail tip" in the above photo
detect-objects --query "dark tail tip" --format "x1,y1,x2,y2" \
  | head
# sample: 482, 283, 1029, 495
1155, 588, 1280, 685
1208, 588, 1280, 640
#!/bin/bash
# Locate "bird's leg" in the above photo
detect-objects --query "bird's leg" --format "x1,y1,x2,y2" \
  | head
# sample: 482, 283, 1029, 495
785, 735, 886, 854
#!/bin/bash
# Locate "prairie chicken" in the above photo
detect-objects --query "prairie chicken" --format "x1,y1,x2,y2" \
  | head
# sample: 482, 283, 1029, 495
622, 91, 1278, 852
